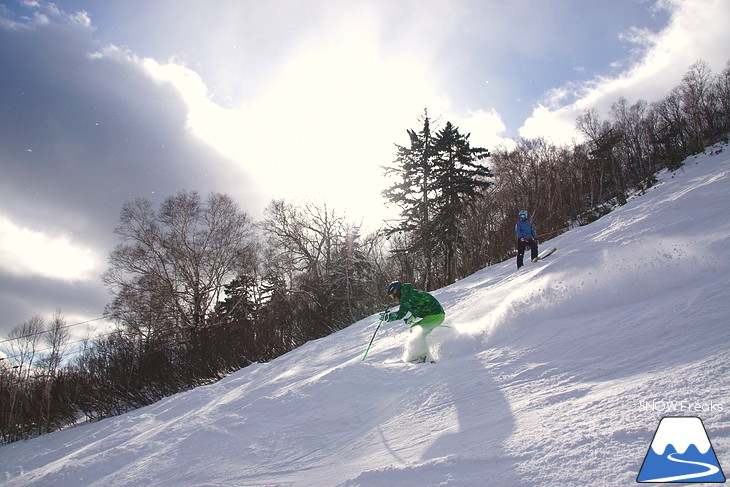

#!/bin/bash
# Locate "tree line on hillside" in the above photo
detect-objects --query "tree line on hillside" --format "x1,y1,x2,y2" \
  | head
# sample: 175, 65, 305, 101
0, 195, 393, 443
1, 58, 728, 444
386, 60, 729, 290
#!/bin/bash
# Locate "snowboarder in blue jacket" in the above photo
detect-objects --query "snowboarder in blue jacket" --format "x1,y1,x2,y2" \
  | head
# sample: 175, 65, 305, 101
515, 210, 538, 269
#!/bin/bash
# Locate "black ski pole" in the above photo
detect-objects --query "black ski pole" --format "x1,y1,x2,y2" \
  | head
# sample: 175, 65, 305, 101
362, 307, 388, 362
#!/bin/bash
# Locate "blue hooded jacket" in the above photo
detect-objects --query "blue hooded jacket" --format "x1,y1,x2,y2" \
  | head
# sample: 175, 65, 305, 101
515, 219, 536, 240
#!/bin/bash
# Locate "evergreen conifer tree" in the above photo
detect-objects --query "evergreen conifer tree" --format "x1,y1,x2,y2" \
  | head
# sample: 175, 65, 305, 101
432, 122, 492, 282
382, 110, 438, 290
383, 113, 492, 288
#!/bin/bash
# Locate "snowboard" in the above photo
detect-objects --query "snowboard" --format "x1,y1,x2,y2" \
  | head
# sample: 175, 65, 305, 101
532, 247, 557, 262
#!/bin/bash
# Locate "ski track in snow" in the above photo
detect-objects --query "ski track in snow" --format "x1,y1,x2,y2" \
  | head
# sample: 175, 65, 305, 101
1, 145, 729, 486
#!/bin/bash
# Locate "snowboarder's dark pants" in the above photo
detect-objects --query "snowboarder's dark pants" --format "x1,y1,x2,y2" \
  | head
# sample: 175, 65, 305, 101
517, 238, 538, 268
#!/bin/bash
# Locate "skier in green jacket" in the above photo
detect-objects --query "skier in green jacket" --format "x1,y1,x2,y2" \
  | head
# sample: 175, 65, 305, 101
381, 281, 446, 363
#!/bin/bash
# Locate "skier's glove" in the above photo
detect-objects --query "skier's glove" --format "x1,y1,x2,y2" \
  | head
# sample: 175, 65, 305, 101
379, 312, 390, 322
405, 316, 417, 325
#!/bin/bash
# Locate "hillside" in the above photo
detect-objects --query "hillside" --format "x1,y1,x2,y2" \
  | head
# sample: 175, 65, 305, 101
1, 145, 729, 486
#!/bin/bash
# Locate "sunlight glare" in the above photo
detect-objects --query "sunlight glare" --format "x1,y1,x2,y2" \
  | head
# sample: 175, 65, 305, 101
140, 23, 451, 227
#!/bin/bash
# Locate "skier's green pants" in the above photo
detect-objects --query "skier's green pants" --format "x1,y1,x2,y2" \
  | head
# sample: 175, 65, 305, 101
405, 313, 446, 362
409, 313, 446, 335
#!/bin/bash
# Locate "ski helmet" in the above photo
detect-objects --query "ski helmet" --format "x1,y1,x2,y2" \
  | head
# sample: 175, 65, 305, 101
519, 210, 528, 219
387, 281, 403, 298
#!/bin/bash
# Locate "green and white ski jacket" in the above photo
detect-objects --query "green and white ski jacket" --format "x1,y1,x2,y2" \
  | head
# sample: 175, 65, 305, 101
386, 283, 445, 322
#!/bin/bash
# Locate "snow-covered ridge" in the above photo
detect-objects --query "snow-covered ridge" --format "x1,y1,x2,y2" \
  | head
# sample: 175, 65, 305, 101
650, 417, 712, 455
1, 145, 729, 486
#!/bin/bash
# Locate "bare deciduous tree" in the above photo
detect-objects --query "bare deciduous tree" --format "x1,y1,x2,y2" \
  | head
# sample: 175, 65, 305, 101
103, 191, 256, 335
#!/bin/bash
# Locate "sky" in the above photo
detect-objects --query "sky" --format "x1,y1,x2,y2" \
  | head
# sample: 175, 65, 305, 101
0, 0, 728, 338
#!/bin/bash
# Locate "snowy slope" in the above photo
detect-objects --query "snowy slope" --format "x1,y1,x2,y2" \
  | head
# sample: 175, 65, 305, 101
1, 145, 729, 486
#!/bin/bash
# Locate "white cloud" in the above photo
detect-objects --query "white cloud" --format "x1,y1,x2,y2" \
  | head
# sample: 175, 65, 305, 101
519, 104, 584, 145
18, 0, 90, 27
450, 108, 517, 152
137, 40, 519, 224
0, 216, 101, 282
71, 2, 521, 227
519, 0, 730, 145
133, 16, 453, 226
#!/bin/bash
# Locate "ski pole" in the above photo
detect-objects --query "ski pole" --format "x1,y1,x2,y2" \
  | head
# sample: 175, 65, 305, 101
362, 307, 388, 362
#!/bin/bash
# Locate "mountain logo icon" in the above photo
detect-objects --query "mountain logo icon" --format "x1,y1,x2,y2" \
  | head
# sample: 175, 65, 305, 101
637, 416, 726, 483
